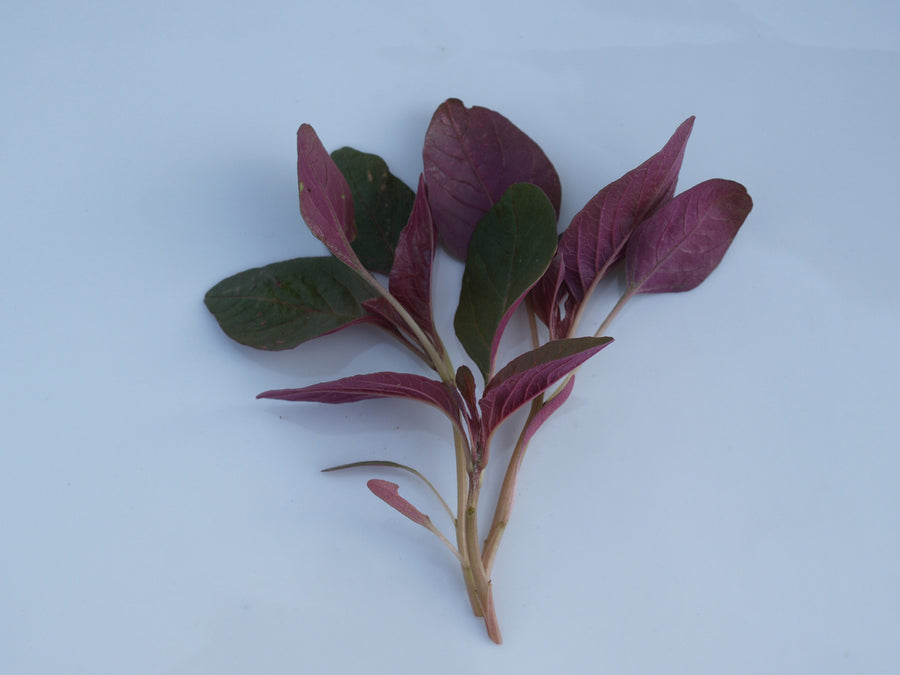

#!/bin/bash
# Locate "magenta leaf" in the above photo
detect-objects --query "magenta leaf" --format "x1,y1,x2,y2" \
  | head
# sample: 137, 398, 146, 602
529, 251, 573, 340
387, 175, 439, 342
367, 479, 430, 527
257, 371, 463, 429
455, 365, 479, 422
296, 124, 367, 275
626, 179, 752, 294
479, 337, 612, 437
520, 376, 575, 448
423, 98, 562, 259
557, 117, 694, 306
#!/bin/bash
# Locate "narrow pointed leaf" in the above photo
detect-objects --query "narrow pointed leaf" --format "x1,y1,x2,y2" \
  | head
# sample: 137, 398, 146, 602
387, 175, 438, 340
626, 179, 752, 294
257, 371, 463, 428
423, 98, 562, 259
529, 251, 569, 339
479, 337, 612, 436
454, 183, 558, 381
558, 116, 695, 304
204, 257, 377, 350
296, 124, 366, 274
520, 375, 576, 448
367, 479, 431, 527
331, 147, 416, 273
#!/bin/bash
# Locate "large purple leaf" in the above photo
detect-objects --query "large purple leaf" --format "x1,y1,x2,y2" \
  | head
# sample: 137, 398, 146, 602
557, 117, 695, 305
479, 337, 612, 437
626, 179, 752, 294
387, 175, 439, 341
423, 98, 562, 259
296, 124, 366, 275
257, 371, 463, 428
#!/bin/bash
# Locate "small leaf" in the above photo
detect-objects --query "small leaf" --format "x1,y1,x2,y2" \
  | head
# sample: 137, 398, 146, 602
454, 183, 558, 381
331, 147, 416, 274
367, 479, 431, 527
257, 371, 464, 430
387, 175, 439, 342
296, 125, 366, 275
626, 179, 752, 294
558, 116, 695, 305
479, 337, 612, 437
423, 98, 561, 259
519, 376, 576, 448
529, 251, 570, 339
455, 365, 478, 416
204, 257, 377, 350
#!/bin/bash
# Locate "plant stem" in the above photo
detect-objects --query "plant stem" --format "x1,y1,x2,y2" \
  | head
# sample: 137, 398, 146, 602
593, 286, 635, 339
452, 426, 482, 617
363, 273, 456, 382
482, 398, 541, 576
465, 468, 502, 644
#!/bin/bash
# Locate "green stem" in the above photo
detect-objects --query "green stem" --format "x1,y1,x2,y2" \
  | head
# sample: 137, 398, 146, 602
465, 468, 502, 644
452, 426, 482, 617
364, 273, 455, 382
482, 398, 542, 577
592, 286, 635, 340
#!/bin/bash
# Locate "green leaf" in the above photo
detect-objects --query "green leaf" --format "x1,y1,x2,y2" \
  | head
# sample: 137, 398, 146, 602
331, 147, 416, 274
204, 256, 377, 350
454, 183, 558, 381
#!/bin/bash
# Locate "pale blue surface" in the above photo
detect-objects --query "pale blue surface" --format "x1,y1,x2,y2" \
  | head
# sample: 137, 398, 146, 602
2, 2, 898, 673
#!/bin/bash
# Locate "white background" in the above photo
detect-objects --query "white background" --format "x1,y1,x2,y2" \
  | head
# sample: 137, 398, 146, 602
2, 2, 898, 673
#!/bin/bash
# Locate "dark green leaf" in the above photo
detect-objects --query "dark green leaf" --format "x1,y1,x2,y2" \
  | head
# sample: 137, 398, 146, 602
331, 147, 416, 273
204, 256, 377, 350
454, 183, 558, 381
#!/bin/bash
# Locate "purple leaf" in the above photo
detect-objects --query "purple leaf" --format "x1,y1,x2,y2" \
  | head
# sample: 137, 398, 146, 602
387, 175, 439, 341
296, 124, 366, 275
558, 117, 695, 305
455, 365, 479, 421
367, 479, 430, 527
626, 179, 752, 294
529, 251, 573, 340
520, 376, 575, 448
479, 337, 612, 437
423, 98, 562, 259
257, 371, 463, 428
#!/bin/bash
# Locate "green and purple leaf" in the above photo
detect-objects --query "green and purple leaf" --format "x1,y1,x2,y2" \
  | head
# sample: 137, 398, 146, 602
367, 479, 431, 527
257, 371, 464, 430
204, 256, 377, 350
557, 116, 695, 305
626, 179, 752, 294
423, 98, 562, 259
479, 337, 612, 438
331, 147, 416, 274
297, 124, 366, 275
454, 183, 558, 382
